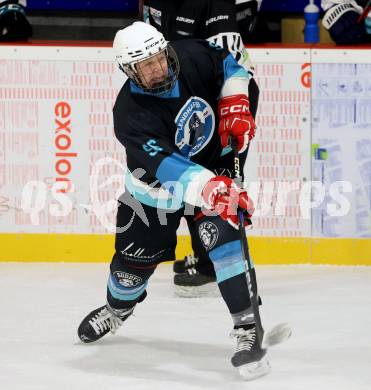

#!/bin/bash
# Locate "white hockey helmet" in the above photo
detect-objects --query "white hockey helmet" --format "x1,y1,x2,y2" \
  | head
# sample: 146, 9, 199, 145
113, 21, 179, 94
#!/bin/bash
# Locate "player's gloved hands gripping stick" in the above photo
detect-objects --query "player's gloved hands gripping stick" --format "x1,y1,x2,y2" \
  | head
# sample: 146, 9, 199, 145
195, 94, 255, 228
200, 176, 254, 229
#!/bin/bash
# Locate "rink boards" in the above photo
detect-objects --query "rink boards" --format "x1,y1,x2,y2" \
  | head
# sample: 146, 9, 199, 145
0, 44, 370, 264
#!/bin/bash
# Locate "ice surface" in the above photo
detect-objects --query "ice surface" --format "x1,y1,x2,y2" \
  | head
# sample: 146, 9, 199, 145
1, 263, 371, 390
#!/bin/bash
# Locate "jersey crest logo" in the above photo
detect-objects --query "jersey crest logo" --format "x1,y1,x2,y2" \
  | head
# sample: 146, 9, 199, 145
174, 97, 215, 158
142, 139, 163, 157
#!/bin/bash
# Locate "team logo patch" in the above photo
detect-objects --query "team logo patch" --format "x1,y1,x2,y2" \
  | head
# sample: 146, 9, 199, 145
114, 271, 143, 287
175, 97, 215, 158
198, 221, 219, 250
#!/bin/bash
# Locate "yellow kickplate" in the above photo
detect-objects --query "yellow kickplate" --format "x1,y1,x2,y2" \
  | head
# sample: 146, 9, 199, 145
0, 234, 370, 265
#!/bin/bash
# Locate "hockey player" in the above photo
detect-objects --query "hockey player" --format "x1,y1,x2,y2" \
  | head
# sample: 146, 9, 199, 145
142, 0, 261, 296
235, 0, 263, 43
142, 0, 261, 65
77, 21, 270, 380
0, 0, 32, 41
321, 0, 371, 43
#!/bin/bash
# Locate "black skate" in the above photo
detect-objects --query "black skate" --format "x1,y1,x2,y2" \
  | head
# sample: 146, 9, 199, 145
174, 266, 218, 298
230, 324, 271, 381
78, 304, 134, 343
173, 254, 199, 274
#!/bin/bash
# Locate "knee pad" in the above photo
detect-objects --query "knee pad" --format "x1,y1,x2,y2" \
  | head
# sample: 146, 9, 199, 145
107, 270, 149, 308
196, 215, 239, 252
195, 215, 246, 284
107, 253, 156, 309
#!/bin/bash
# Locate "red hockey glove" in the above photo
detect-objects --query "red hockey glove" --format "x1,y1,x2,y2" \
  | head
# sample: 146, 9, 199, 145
218, 94, 256, 153
201, 176, 254, 229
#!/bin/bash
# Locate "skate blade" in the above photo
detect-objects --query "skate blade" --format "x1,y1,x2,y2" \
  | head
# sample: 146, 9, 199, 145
262, 322, 292, 348
237, 355, 271, 381
174, 283, 219, 298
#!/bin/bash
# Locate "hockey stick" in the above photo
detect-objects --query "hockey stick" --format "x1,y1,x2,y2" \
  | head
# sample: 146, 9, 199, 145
231, 139, 292, 349
357, 0, 371, 23
138, 0, 144, 20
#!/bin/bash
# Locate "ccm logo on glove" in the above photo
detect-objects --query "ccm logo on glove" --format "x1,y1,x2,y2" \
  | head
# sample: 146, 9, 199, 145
219, 103, 250, 115
218, 94, 256, 154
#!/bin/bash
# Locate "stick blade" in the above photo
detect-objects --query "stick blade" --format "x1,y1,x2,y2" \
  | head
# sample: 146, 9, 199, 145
262, 322, 292, 349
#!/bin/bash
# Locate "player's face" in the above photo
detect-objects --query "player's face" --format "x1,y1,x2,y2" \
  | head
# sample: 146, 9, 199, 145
135, 51, 168, 89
